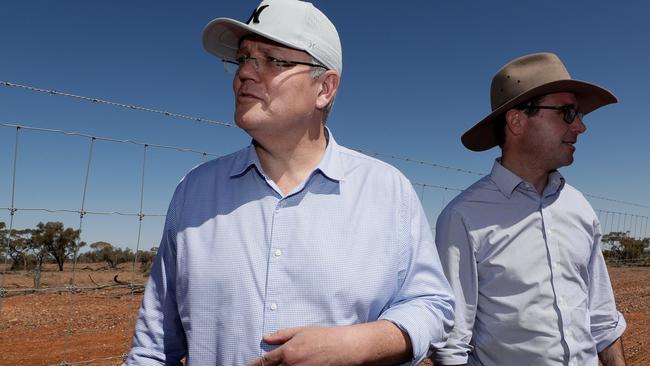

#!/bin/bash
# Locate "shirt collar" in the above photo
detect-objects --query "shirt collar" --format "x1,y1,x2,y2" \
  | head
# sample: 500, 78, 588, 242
490, 159, 565, 198
490, 159, 524, 198
229, 126, 345, 182
544, 170, 565, 197
314, 127, 345, 182
229, 143, 261, 178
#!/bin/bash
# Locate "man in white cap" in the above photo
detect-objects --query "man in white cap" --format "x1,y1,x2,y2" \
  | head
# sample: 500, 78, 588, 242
125, 1, 454, 365
433, 52, 627, 365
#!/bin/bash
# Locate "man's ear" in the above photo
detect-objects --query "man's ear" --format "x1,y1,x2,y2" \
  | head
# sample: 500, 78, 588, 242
505, 109, 525, 137
316, 70, 340, 110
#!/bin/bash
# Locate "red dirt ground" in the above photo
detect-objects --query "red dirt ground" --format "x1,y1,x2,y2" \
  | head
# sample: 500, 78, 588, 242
0, 265, 648, 365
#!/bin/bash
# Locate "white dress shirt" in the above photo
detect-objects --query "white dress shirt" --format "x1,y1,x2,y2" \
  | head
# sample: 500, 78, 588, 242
434, 160, 626, 365
125, 130, 454, 365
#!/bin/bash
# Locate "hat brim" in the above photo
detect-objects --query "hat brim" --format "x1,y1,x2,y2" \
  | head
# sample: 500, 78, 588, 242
461, 80, 618, 152
202, 18, 306, 62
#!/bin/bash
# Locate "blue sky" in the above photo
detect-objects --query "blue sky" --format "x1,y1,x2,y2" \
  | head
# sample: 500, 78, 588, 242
1, 0, 649, 250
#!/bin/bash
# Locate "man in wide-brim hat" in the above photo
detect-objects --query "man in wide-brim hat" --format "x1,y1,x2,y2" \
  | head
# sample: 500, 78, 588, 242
433, 52, 627, 365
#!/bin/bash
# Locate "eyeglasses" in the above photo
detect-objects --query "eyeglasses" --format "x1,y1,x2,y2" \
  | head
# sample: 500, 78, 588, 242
534, 105, 585, 124
223, 55, 327, 74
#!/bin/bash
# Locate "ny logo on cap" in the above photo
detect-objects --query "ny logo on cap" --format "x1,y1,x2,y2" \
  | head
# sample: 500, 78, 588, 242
246, 5, 269, 24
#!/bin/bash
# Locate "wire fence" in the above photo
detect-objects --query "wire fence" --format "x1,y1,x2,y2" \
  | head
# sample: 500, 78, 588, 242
45, 355, 126, 366
597, 209, 650, 240
1, 81, 649, 365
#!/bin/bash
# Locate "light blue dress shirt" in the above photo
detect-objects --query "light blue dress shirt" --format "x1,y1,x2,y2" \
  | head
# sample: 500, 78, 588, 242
125, 131, 454, 365
434, 160, 626, 366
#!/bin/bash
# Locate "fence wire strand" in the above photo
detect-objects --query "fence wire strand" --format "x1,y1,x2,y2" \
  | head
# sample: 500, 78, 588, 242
125, 144, 149, 351
0, 207, 166, 218
0, 127, 20, 320
1, 80, 234, 128
0, 122, 222, 158
596, 210, 650, 239
46, 354, 126, 366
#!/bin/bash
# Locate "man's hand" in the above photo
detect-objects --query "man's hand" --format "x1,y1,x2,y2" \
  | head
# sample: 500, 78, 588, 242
598, 337, 626, 366
246, 325, 358, 366
245, 320, 412, 366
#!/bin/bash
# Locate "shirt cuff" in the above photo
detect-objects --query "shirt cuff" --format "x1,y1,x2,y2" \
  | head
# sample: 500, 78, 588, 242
595, 311, 627, 353
433, 353, 469, 365
379, 309, 439, 365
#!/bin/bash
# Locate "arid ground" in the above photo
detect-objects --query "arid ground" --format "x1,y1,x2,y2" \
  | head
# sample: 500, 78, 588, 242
0, 264, 648, 365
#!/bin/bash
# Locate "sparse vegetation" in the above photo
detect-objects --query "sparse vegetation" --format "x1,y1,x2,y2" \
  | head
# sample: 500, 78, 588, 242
602, 231, 650, 265
1, 221, 158, 278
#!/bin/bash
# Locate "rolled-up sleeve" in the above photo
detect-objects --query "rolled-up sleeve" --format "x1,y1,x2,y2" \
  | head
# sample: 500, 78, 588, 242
588, 221, 627, 352
124, 190, 187, 366
379, 184, 455, 365
433, 207, 478, 365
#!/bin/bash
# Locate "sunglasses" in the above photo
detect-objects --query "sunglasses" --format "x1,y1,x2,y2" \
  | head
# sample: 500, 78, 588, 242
533, 105, 585, 124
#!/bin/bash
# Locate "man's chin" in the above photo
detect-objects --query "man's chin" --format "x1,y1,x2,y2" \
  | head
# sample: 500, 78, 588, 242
558, 156, 575, 168
234, 114, 267, 133
235, 109, 257, 127
235, 104, 268, 123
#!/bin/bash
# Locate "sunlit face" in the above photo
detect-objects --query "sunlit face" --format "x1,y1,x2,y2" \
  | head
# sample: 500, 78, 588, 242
520, 92, 587, 171
232, 36, 322, 137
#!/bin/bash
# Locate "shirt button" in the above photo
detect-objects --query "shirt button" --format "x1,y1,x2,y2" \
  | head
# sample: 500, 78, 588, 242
279, 201, 286, 208
274, 249, 282, 257
270, 303, 277, 311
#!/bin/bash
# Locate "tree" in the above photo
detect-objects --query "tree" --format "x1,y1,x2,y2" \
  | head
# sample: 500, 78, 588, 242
28, 234, 49, 289
90, 241, 117, 268
0, 223, 34, 270
31, 222, 81, 271
71, 240, 87, 265
88, 241, 134, 269
138, 247, 158, 275
602, 231, 650, 262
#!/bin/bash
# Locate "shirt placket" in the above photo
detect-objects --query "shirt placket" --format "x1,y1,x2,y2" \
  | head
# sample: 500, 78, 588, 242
262, 195, 291, 339
540, 198, 575, 365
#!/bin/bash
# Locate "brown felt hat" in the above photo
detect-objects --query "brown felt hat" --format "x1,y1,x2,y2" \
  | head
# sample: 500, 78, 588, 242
461, 52, 618, 151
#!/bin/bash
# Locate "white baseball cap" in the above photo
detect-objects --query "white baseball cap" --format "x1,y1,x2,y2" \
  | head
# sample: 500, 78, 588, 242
202, 0, 342, 74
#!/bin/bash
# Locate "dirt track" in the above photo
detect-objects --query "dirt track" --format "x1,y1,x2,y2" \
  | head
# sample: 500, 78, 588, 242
0, 265, 648, 365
